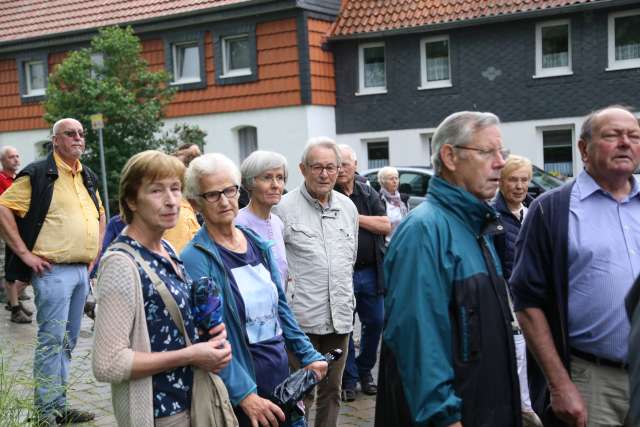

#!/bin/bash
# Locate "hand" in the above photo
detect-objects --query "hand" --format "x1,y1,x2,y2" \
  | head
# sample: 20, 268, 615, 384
190, 339, 232, 373
239, 393, 285, 427
208, 322, 227, 341
21, 252, 51, 275
549, 379, 587, 426
304, 360, 328, 381
447, 423, 462, 427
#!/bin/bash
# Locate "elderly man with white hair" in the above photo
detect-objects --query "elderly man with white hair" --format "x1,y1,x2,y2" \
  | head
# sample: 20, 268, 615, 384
273, 137, 359, 427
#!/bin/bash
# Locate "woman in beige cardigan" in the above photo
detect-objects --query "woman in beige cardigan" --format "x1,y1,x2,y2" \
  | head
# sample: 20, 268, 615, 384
92, 151, 232, 427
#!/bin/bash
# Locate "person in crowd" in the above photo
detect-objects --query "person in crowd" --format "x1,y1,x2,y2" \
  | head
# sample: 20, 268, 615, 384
376, 166, 408, 246
0, 118, 105, 425
512, 105, 640, 426
163, 148, 201, 252
0, 145, 32, 323
492, 155, 542, 427
236, 150, 289, 288
92, 150, 231, 426
273, 137, 358, 427
181, 153, 328, 427
376, 111, 520, 427
335, 144, 389, 402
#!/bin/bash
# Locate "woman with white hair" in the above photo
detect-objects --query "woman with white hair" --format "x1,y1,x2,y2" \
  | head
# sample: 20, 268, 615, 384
236, 151, 288, 288
377, 166, 408, 245
181, 153, 327, 427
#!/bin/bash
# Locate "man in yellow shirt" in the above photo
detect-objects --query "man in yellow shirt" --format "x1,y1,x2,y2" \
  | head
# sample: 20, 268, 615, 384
0, 118, 105, 425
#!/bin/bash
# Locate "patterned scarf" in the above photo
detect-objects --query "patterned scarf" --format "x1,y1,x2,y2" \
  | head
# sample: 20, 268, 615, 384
380, 187, 408, 216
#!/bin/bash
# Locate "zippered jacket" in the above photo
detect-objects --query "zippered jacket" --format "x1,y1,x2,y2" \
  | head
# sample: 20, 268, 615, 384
181, 225, 324, 406
375, 176, 521, 427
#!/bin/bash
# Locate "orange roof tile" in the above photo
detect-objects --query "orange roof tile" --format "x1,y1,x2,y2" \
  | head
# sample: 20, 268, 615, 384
0, 0, 252, 44
331, 0, 602, 38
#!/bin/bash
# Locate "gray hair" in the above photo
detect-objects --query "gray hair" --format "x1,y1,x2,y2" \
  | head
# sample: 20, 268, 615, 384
337, 144, 357, 162
377, 166, 399, 184
0, 145, 17, 160
184, 153, 241, 204
300, 136, 342, 166
51, 118, 81, 136
431, 111, 500, 174
240, 150, 288, 191
580, 104, 635, 142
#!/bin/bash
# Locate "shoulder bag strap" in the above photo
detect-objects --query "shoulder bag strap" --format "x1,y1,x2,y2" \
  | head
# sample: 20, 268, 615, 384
109, 242, 193, 346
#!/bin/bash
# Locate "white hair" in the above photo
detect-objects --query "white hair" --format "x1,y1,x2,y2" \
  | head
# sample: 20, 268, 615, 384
184, 153, 241, 203
337, 144, 357, 163
240, 150, 288, 191
52, 118, 81, 136
377, 166, 399, 184
431, 111, 500, 174
300, 136, 341, 165
0, 145, 17, 160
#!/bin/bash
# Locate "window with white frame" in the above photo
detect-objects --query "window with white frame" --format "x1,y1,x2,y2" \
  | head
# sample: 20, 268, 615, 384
238, 126, 257, 162
608, 9, 640, 70
366, 140, 389, 169
25, 60, 46, 96
420, 35, 451, 89
420, 133, 434, 167
90, 53, 104, 80
535, 20, 572, 77
358, 42, 386, 94
172, 42, 200, 83
542, 128, 574, 178
222, 34, 251, 77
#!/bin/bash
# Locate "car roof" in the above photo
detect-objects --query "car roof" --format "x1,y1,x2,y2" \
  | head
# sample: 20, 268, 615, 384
360, 166, 435, 176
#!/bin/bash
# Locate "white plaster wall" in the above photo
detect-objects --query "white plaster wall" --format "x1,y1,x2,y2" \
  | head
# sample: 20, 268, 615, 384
163, 105, 336, 188
336, 115, 594, 176
0, 128, 50, 171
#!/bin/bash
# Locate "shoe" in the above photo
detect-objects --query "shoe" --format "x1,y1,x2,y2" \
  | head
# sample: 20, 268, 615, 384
360, 374, 377, 395
6, 302, 32, 316
84, 300, 96, 320
18, 288, 30, 300
55, 408, 95, 424
10, 307, 32, 324
341, 387, 356, 402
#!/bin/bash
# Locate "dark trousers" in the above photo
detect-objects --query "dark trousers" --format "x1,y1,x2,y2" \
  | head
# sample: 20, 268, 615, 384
342, 267, 384, 388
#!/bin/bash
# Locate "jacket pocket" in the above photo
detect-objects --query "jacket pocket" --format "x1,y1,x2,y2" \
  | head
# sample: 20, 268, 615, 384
453, 280, 482, 363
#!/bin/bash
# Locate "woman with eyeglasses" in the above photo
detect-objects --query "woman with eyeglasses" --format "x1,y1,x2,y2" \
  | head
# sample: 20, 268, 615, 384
236, 151, 289, 290
181, 153, 327, 427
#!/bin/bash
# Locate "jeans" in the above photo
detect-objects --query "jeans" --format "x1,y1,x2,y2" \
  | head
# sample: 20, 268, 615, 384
32, 264, 89, 415
342, 267, 384, 389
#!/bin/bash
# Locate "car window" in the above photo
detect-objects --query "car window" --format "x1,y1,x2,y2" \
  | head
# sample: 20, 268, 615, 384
365, 173, 381, 191
399, 172, 429, 197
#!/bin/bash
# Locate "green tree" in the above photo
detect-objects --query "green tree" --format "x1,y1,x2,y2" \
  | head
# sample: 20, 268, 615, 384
43, 26, 176, 213
156, 123, 207, 154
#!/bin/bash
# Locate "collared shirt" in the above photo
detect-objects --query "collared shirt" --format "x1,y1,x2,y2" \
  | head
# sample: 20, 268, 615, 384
0, 170, 14, 195
235, 206, 288, 289
568, 170, 640, 361
163, 199, 200, 253
336, 180, 386, 268
0, 152, 104, 264
273, 184, 358, 335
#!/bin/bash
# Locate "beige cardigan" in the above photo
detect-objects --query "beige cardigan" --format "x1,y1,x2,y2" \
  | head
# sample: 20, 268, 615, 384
92, 251, 154, 427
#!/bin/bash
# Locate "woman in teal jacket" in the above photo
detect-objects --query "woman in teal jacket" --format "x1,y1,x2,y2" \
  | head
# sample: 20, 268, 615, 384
181, 153, 326, 427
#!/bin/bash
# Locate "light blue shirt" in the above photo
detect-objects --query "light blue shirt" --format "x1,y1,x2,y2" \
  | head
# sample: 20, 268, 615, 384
568, 170, 640, 361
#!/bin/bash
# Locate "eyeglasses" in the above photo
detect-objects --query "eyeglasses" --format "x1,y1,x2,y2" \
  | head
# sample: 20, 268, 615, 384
57, 130, 85, 139
455, 145, 510, 160
198, 185, 239, 203
255, 174, 286, 185
308, 163, 339, 175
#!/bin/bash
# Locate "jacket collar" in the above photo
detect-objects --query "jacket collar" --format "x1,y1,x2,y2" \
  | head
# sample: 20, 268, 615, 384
191, 223, 274, 261
429, 175, 500, 237
299, 183, 340, 213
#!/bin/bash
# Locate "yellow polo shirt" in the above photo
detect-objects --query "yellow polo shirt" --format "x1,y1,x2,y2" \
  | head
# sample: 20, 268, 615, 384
0, 152, 104, 264
163, 199, 200, 253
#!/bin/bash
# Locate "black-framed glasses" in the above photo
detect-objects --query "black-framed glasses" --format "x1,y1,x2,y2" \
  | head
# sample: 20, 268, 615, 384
57, 130, 85, 139
198, 185, 239, 203
455, 145, 510, 160
308, 163, 339, 175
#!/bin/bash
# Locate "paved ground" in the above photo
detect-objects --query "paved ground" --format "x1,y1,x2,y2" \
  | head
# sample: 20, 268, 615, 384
0, 287, 376, 426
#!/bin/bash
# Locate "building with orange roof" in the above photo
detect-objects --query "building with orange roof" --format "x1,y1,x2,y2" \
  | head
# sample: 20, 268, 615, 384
0, 0, 340, 186
329, 0, 640, 178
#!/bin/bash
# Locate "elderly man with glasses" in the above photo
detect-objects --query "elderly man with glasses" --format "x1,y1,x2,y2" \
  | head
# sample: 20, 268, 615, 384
273, 137, 359, 427
376, 111, 521, 427
0, 118, 105, 425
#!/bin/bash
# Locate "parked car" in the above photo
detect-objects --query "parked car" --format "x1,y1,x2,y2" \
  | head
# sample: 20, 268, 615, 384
361, 165, 564, 210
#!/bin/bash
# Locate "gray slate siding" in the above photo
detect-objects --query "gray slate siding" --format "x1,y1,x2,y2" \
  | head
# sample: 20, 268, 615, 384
334, 8, 640, 134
